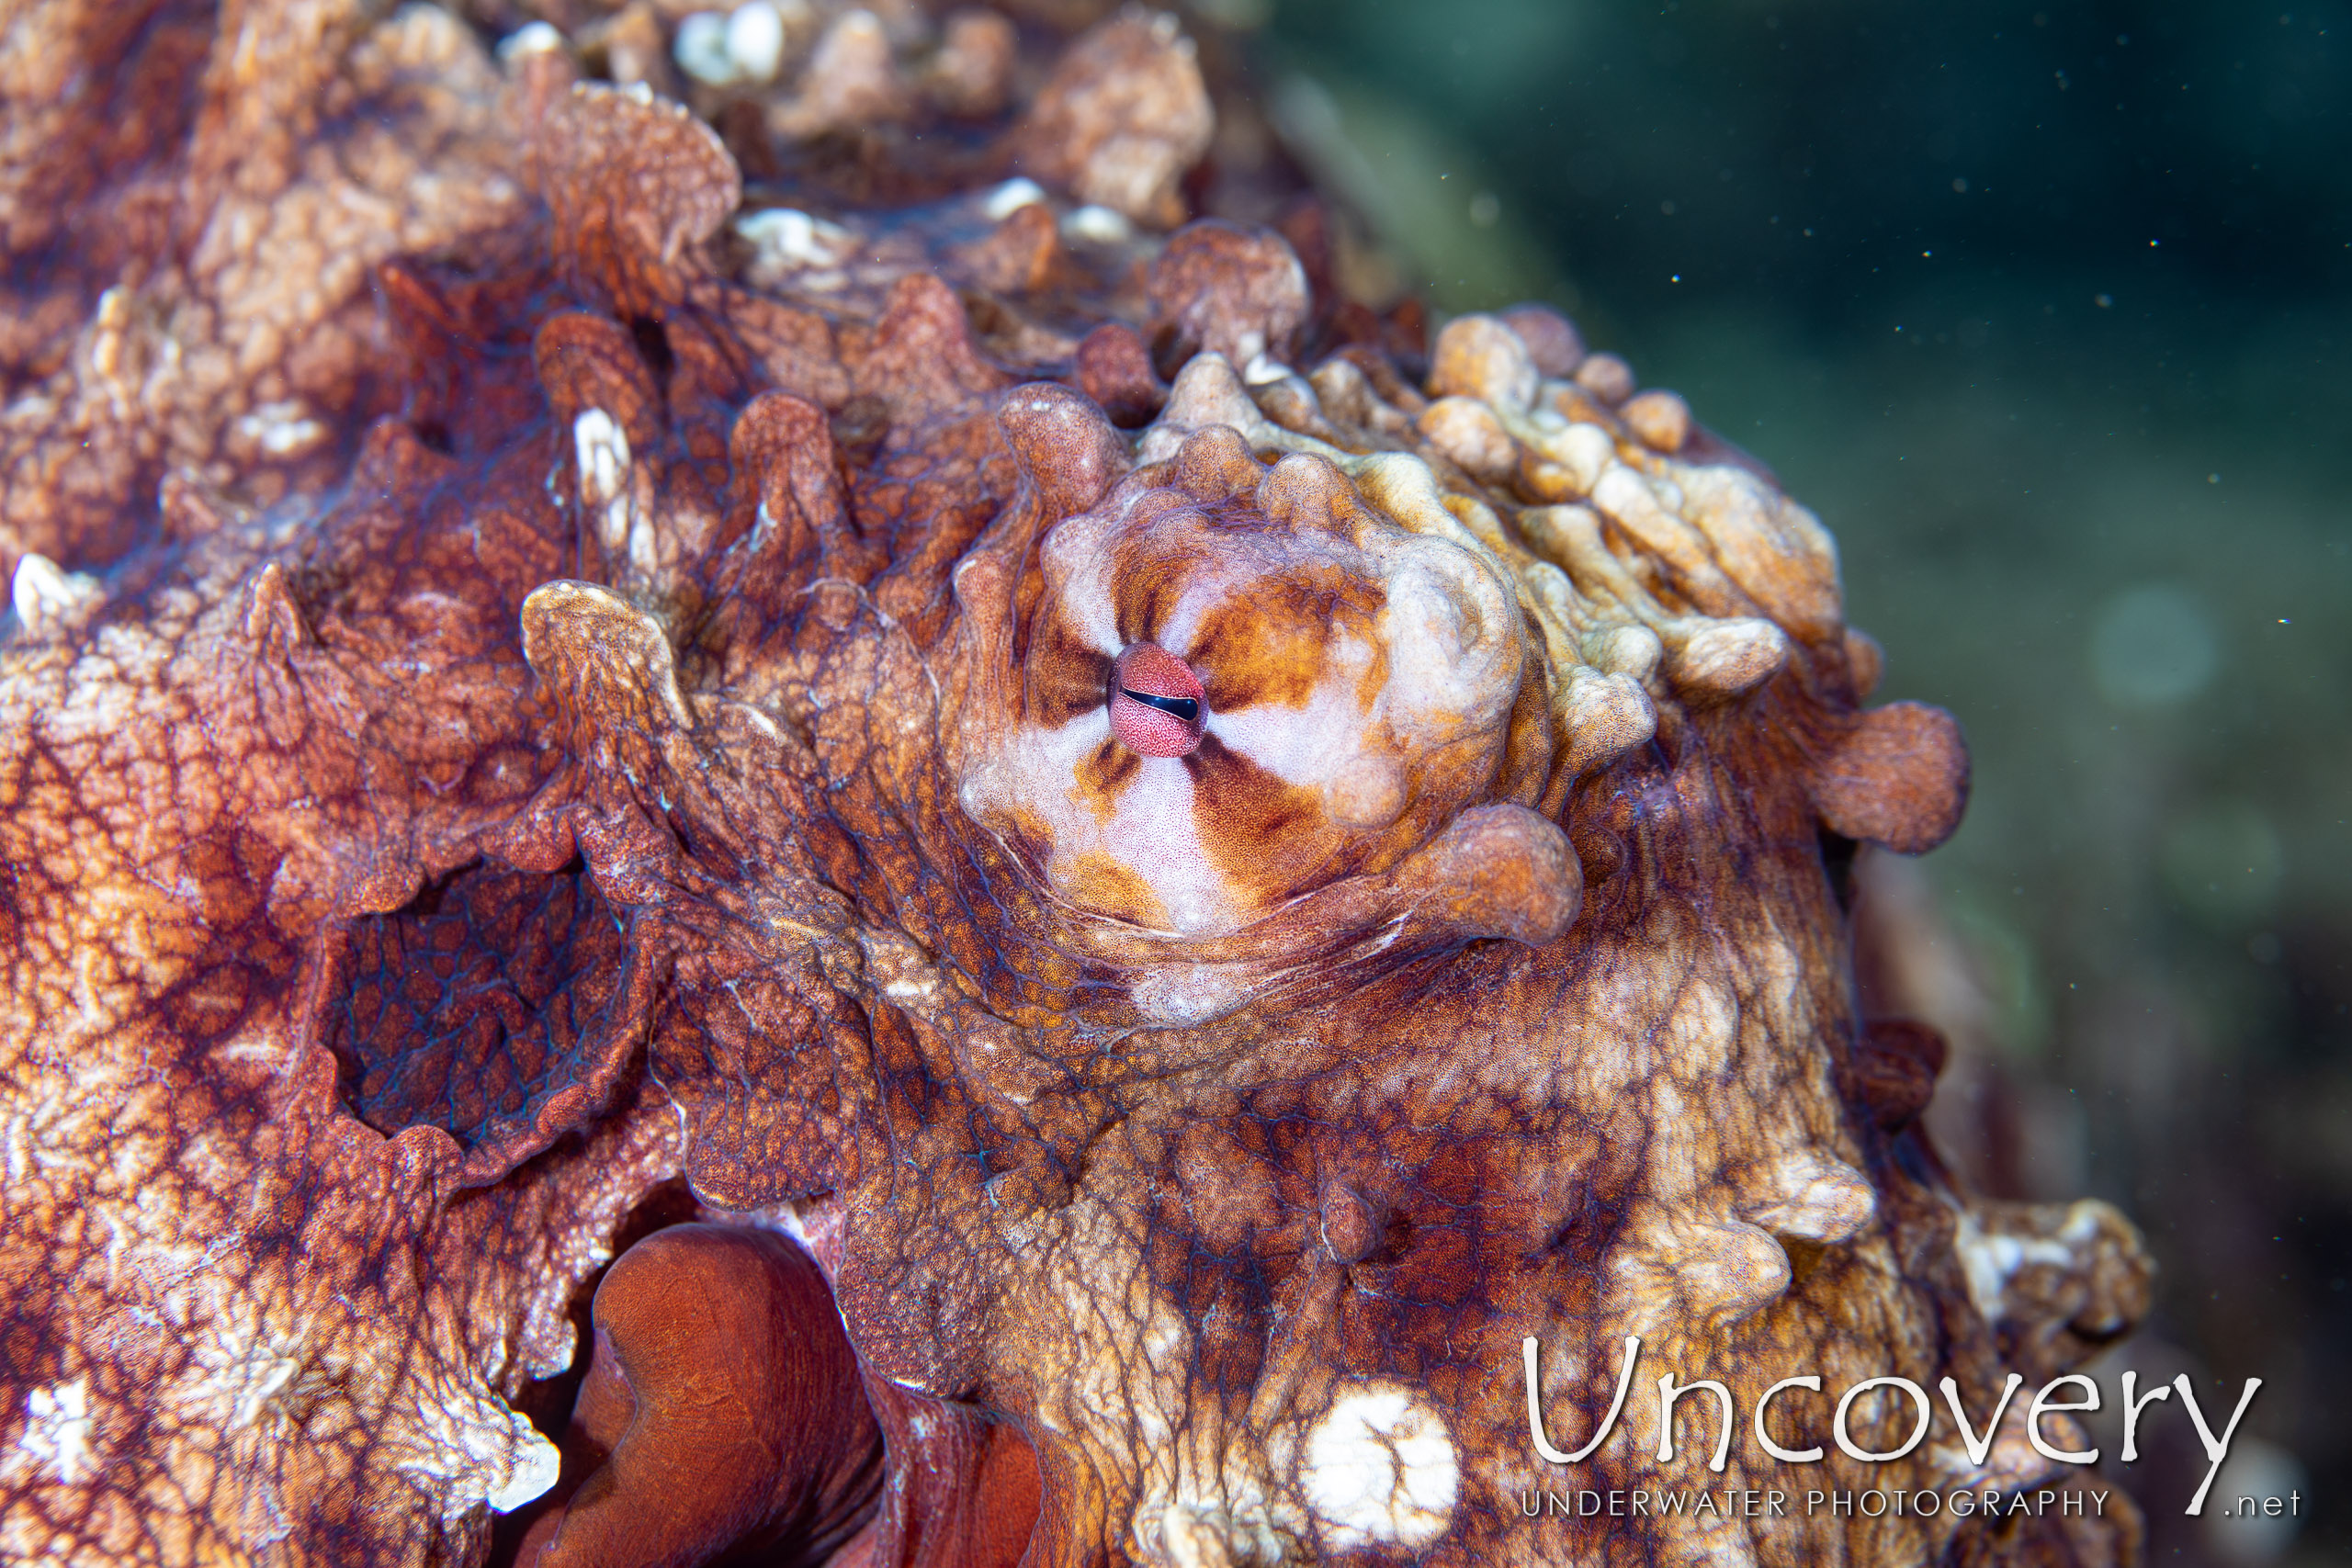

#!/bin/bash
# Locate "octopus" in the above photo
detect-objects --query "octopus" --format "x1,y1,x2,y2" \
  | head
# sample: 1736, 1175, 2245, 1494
0, 0, 2154, 1563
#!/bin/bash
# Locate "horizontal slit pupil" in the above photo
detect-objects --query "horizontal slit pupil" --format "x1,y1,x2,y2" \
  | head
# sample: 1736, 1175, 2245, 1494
1120, 688, 1199, 723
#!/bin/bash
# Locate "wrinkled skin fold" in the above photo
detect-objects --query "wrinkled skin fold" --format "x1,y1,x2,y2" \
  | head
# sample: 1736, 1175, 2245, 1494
0, 2, 2151, 1564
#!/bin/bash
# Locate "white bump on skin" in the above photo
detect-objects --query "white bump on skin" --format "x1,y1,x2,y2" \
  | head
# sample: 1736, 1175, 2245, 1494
235, 400, 327, 457
1241, 351, 1293, 386
673, 13, 734, 83
81, 286, 131, 412
734, 208, 852, 268
1592, 463, 1677, 545
1548, 421, 1614, 492
1301, 1383, 1457, 1550
986, 177, 1047, 220
1950, 1204, 2075, 1322
1588, 622, 1664, 682
572, 409, 631, 554
497, 20, 563, 58
1375, 539, 1519, 742
1671, 616, 1788, 697
486, 1414, 560, 1513
189, 1315, 306, 1430
1061, 204, 1133, 243
725, 1, 786, 82
420, 1386, 562, 1519
11, 554, 102, 637
676, 2, 788, 85
1747, 1152, 1876, 1245
19, 1379, 95, 1484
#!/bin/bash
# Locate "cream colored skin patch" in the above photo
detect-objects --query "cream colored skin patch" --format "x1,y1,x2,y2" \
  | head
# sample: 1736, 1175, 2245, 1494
1092, 747, 1228, 933
1300, 1383, 1458, 1550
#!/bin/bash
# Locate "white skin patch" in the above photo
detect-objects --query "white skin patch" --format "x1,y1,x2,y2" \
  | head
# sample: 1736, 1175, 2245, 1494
194, 1333, 301, 1430
485, 1416, 560, 1513
19, 1379, 95, 1485
734, 208, 852, 267
985, 709, 1238, 932
1301, 1382, 1458, 1550
1094, 755, 1230, 931
985, 177, 1047, 220
572, 409, 631, 556
411, 1386, 561, 1518
10, 553, 102, 637
234, 400, 327, 457
1204, 636, 1406, 829
1376, 543, 1518, 741
1035, 513, 1128, 658
1204, 632, 1374, 782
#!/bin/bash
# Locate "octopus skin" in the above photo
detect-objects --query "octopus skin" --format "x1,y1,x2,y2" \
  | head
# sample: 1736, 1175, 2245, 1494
0, 2, 2152, 1564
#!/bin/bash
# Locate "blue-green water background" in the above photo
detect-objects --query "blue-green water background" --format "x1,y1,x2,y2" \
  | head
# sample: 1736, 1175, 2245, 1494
1256, 3, 2349, 1560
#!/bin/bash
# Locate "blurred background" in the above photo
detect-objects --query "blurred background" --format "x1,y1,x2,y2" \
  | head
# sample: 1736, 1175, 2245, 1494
1235, 1, 2348, 1562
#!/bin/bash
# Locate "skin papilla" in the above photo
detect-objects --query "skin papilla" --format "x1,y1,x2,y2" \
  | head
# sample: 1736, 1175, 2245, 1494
0, 3, 2149, 1565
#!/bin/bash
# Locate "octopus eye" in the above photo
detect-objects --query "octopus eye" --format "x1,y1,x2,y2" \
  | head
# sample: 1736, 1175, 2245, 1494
1108, 642, 1208, 758
1125, 689, 1198, 723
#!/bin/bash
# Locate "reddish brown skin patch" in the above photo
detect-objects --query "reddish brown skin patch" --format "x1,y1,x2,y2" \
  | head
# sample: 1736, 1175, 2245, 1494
1073, 739, 1142, 818
1147, 218, 1309, 369
515, 1224, 883, 1567
1186, 567, 1385, 714
1022, 615, 1115, 728
1183, 734, 1352, 905
1852, 1018, 1951, 1130
1074, 321, 1165, 428
1057, 849, 1168, 928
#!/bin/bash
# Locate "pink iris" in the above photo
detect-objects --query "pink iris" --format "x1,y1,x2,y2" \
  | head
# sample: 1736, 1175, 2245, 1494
1108, 643, 1207, 757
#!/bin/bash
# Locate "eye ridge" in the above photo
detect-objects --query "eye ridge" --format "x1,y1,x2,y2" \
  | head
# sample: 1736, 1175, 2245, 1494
1118, 688, 1199, 723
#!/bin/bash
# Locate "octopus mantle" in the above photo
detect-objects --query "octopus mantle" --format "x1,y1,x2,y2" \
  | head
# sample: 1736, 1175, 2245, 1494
0, 5, 2149, 1565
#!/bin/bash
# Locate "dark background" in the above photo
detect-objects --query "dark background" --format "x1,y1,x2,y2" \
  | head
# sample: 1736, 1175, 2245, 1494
1249, 3, 2350, 1562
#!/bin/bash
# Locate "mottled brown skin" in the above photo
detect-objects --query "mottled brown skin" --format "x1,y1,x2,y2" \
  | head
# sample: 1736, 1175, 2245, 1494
1, 3, 2150, 1566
